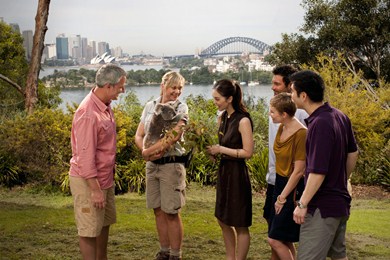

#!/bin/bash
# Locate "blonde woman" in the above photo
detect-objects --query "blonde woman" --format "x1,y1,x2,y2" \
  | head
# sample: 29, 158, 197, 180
135, 71, 188, 260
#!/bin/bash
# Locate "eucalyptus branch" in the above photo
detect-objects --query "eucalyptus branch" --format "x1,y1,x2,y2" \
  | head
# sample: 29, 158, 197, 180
343, 55, 389, 110
0, 73, 25, 96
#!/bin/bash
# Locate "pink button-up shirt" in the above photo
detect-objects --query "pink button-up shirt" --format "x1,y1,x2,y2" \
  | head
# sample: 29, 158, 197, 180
69, 89, 116, 189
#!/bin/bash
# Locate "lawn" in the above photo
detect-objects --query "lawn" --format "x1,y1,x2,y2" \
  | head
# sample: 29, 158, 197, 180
0, 183, 389, 260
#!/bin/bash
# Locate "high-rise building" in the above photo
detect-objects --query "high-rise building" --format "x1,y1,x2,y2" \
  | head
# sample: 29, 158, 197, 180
56, 34, 69, 59
46, 43, 57, 59
81, 37, 88, 59
85, 45, 94, 61
113, 46, 123, 58
22, 30, 33, 60
9, 23, 20, 33
97, 41, 109, 56
42, 43, 57, 62
90, 40, 97, 57
68, 34, 81, 59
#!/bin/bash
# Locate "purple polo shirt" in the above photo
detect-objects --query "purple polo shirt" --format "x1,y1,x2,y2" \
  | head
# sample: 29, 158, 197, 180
69, 88, 116, 189
304, 102, 358, 218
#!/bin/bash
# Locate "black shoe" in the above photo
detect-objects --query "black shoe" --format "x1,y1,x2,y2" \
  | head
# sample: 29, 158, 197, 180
155, 251, 170, 260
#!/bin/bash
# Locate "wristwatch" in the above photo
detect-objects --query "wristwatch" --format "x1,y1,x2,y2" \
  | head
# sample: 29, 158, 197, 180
297, 201, 307, 209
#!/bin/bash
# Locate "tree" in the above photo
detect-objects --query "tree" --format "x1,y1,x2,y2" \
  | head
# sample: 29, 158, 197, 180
25, 0, 51, 113
267, 0, 390, 82
0, 0, 51, 114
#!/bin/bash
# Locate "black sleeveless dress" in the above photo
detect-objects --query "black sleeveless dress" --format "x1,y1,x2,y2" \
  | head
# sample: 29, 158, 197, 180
214, 111, 252, 227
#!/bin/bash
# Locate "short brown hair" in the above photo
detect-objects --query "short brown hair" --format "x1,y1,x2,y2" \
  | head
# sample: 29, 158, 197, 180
270, 92, 296, 117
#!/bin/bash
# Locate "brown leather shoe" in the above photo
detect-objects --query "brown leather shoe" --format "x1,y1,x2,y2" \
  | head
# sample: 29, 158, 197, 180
168, 256, 182, 260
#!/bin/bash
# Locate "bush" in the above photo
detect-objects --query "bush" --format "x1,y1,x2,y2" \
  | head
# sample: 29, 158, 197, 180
0, 154, 21, 188
0, 91, 271, 193
0, 108, 72, 186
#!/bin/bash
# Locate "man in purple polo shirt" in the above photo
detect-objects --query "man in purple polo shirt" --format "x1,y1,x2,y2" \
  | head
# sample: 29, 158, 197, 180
290, 70, 358, 260
69, 63, 126, 259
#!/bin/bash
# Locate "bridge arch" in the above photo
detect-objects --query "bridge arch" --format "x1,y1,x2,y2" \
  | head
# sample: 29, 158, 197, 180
200, 36, 271, 57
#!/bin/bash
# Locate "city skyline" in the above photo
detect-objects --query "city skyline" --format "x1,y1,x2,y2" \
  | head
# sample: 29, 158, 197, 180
0, 0, 306, 56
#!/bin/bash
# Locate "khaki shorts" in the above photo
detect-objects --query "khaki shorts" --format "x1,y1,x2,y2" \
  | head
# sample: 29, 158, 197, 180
146, 162, 186, 214
70, 176, 116, 237
298, 208, 349, 260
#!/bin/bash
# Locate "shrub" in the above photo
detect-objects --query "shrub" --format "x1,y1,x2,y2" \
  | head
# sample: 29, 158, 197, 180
115, 159, 146, 194
0, 91, 269, 193
0, 108, 72, 186
0, 154, 21, 188
248, 147, 269, 191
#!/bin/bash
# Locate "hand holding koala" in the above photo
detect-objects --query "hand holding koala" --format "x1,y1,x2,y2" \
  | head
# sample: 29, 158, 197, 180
143, 101, 188, 150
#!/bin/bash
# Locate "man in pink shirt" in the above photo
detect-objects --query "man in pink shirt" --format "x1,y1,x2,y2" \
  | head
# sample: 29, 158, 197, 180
69, 63, 126, 260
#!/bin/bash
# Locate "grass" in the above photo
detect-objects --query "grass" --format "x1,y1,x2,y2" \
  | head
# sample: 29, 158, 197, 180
0, 183, 389, 260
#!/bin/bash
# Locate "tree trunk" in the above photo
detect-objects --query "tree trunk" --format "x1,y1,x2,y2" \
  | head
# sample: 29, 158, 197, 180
25, 0, 51, 114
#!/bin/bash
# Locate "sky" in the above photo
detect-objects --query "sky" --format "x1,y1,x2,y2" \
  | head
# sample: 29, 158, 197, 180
0, 0, 306, 56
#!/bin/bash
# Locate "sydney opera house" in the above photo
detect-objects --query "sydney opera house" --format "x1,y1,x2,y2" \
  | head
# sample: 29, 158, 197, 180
90, 52, 116, 64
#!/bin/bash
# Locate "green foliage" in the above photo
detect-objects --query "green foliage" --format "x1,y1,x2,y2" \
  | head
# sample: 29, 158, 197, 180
126, 69, 168, 85
60, 171, 70, 194
0, 22, 29, 114
245, 96, 269, 190
42, 68, 97, 88
115, 159, 146, 194
247, 148, 268, 191
0, 154, 21, 188
268, 0, 390, 81
8, 67, 386, 191
180, 67, 214, 84
379, 158, 390, 190
306, 53, 390, 185
168, 57, 204, 69
37, 82, 62, 109
43, 59, 76, 66
0, 22, 62, 115
111, 92, 146, 194
183, 95, 220, 185
0, 108, 72, 185
180, 67, 272, 85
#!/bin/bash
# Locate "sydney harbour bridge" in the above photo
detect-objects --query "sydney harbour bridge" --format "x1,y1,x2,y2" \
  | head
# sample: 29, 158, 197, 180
167, 36, 272, 59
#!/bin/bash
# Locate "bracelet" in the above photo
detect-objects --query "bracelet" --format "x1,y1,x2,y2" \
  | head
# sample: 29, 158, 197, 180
236, 149, 239, 158
277, 195, 286, 205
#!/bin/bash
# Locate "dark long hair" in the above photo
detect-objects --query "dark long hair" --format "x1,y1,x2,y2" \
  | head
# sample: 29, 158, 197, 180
213, 79, 253, 129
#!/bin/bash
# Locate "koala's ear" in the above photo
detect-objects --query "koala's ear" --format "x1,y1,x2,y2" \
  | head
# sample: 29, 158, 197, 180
155, 104, 163, 115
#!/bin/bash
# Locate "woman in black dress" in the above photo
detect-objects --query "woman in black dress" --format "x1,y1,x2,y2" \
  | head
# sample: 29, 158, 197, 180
207, 79, 254, 260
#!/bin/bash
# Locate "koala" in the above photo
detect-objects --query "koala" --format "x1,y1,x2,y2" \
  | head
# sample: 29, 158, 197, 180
143, 101, 187, 149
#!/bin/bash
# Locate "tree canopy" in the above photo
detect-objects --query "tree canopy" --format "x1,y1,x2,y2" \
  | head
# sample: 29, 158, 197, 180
0, 22, 29, 113
267, 0, 390, 82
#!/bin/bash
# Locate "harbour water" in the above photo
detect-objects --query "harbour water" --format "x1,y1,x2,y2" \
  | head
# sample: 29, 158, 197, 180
59, 83, 274, 110
41, 65, 273, 110
39, 64, 165, 78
